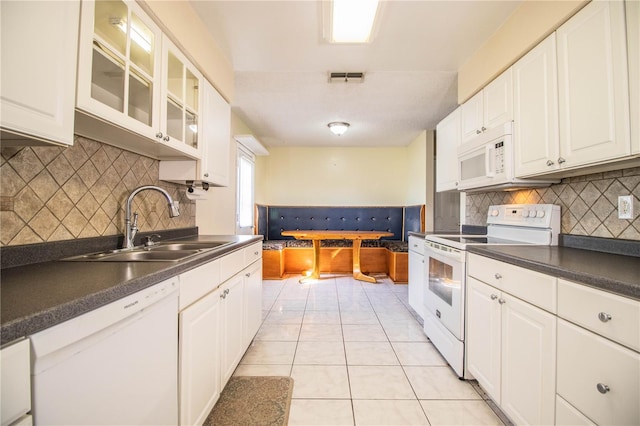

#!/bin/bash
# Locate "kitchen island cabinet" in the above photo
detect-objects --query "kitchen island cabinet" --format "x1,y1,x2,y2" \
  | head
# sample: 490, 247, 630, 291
407, 235, 425, 319
466, 255, 556, 426
0, 0, 79, 147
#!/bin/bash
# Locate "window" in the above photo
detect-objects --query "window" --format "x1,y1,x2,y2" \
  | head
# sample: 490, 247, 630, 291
236, 144, 255, 233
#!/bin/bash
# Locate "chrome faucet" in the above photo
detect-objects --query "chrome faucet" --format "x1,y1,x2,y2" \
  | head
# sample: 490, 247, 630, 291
124, 186, 180, 249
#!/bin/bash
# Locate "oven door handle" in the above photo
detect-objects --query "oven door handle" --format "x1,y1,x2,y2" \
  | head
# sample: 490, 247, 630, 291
425, 244, 463, 262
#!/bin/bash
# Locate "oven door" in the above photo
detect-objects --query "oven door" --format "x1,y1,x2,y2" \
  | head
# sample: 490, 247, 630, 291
423, 241, 465, 340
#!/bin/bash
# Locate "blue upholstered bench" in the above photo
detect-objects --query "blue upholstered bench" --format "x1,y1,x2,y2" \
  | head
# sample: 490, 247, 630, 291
255, 205, 424, 281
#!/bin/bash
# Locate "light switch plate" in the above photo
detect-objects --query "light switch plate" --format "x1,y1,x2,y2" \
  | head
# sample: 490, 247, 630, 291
618, 195, 633, 219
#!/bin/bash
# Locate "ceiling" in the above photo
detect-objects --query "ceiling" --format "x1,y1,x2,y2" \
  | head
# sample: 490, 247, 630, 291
190, 1, 522, 148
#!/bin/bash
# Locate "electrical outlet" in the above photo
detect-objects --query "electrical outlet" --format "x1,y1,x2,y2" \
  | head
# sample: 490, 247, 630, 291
618, 195, 633, 219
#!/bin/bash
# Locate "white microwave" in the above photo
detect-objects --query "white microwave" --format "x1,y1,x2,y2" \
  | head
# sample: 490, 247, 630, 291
457, 122, 557, 192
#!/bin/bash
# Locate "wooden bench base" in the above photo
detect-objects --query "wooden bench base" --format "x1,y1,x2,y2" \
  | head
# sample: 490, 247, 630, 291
262, 247, 408, 283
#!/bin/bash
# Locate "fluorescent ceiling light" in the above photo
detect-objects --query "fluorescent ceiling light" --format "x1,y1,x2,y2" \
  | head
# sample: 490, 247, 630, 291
331, 0, 380, 43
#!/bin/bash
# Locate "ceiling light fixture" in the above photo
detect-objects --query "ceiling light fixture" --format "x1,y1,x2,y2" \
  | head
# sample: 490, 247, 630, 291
328, 122, 350, 136
325, 0, 381, 43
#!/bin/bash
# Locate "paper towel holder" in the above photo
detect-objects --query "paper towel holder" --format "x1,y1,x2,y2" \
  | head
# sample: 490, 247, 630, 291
187, 181, 210, 193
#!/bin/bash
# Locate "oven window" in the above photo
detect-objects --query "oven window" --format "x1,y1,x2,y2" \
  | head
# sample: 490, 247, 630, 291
428, 257, 457, 306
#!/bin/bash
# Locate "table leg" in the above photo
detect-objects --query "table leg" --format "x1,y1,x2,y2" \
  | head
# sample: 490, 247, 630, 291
352, 239, 377, 283
300, 239, 321, 283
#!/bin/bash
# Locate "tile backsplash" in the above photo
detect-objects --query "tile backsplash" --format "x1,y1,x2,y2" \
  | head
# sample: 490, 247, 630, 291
1, 136, 195, 246
465, 167, 640, 241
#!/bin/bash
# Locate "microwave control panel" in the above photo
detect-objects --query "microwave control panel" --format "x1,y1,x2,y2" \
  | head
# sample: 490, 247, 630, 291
494, 141, 505, 174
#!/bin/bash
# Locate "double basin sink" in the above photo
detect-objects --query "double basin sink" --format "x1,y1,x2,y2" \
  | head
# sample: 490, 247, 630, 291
64, 240, 234, 262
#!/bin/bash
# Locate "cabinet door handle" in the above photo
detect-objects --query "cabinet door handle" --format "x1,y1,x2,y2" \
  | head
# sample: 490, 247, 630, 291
546, 160, 554, 166
557, 157, 566, 164
204, 173, 209, 178
156, 132, 163, 139
163, 135, 170, 142
481, 126, 487, 131
246, 272, 251, 277
476, 129, 482, 134
491, 294, 498, 300
598, 312, 612, 322
220, 293, 226, 299
498, 298, 506, 304
596, 383, 610, 394
254, 251, 259, 255
494, 273, 502, 279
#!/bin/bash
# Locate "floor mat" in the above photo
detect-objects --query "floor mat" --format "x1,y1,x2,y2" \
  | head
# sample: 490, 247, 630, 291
204, 376, 294, 426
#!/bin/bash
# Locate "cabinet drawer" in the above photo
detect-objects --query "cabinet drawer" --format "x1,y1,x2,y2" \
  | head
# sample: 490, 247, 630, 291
179, 260, 220, 311
557, 319, 640, 426
468, 253, 557, 312
408, 236, 425, 255
558, 279, 640, 352
244, 242, 262, 266
556, 395, 596, 426
220, 249, 245, 282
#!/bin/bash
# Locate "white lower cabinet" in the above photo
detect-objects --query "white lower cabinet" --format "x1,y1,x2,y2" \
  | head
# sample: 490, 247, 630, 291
556, 279, 640, 426
467, 277, 556, 425
243, 260, 263, 349
466, 254, 557, 426
220, 273, 245, 388
407, 235, 425, 319
178, 242, 263, 426
1, 339, 32, 426
179, 288, 222, 426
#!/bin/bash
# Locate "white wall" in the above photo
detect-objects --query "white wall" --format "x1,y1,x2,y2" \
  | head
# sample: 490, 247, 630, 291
255, 143, 426, 206
405, 131, 428, 206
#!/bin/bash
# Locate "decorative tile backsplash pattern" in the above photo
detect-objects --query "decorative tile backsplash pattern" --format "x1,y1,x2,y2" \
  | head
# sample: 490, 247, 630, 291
1, 136, 195, 246
465, 167, 640, 241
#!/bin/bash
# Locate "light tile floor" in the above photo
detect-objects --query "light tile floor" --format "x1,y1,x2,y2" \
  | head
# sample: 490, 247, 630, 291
234, 274, 506, 426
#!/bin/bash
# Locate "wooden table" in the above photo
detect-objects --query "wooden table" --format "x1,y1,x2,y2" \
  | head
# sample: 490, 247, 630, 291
281, 230, 394, 283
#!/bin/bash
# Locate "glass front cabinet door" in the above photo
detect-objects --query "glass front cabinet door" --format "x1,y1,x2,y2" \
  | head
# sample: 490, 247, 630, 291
160, 37, 202, 158
77, 0, 161, 139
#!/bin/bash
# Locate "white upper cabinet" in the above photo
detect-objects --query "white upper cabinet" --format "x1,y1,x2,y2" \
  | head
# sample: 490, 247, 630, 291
513, 33, 560, 177
556, 0, 631, 168
460, 69, 513, 144
76, 0, 201, 160
159, 80, 231, 187
436, 108, 461, 192
160, 36, 202, 159
77, 0, 162, 140
1, 0, 80, 146
201, 81, 231, 187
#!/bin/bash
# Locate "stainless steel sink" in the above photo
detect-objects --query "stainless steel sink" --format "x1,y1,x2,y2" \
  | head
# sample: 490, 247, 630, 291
62, 240, 234, 262
152, 241, 232, 251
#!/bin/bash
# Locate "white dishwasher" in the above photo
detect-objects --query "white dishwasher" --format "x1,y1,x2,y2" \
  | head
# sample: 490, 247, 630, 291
29, 278, 179, 425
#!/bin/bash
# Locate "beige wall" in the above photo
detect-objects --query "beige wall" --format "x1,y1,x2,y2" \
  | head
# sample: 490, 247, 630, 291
255, 145, 423, 206
139, 0, 235, 102
458, 0, 588, 103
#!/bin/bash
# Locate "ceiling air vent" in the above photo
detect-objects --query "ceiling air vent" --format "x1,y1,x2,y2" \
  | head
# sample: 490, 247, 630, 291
328, 72, 365, 83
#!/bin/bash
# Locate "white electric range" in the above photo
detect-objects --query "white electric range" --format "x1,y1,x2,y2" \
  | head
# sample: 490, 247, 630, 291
422, 204, 561, 378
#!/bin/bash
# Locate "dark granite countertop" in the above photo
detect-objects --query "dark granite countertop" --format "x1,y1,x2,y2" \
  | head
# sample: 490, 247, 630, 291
0, 235, 262, 345
467, 245, 640, 301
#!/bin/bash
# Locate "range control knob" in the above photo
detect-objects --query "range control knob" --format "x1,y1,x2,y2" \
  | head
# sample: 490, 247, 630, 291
521, 210, 529, 218
536, 210, 545, 218
529, 210, 537, 218
491, 209, 499, 217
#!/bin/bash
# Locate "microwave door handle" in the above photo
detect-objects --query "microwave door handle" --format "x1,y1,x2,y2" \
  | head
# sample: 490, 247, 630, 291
485, 144, 495, 178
